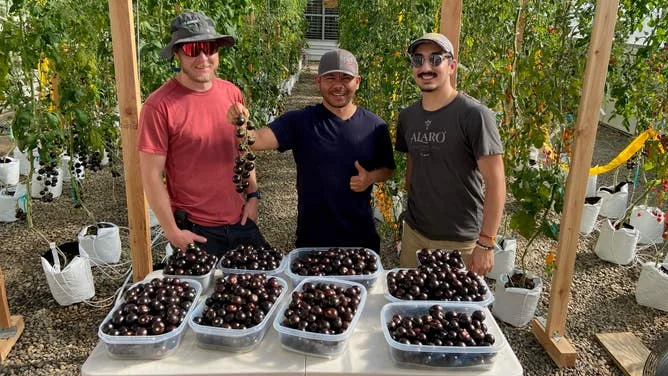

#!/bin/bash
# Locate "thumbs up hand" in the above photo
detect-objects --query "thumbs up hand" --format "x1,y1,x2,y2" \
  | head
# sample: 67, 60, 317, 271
350, 161, 371, 192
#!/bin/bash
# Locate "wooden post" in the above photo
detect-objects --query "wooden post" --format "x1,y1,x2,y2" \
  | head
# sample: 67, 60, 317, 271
108, 0, 152, 282
440, 0, 462, 89
0, 270, 10, 330
531, 0, 619, 368
0, 269, 24, 363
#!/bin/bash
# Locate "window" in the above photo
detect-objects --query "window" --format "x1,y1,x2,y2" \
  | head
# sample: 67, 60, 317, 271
305, 0, 338, 40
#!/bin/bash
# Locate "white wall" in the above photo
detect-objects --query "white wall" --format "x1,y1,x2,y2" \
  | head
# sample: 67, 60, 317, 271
305, 40, 338, 61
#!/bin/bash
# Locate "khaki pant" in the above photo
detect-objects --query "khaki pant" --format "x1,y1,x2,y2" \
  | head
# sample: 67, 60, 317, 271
400, 222, 476, 268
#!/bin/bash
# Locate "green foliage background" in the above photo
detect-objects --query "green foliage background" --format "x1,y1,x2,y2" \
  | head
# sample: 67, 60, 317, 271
0, 0, 306, 224
337, 0, 667, 261
136, 0, 307, 124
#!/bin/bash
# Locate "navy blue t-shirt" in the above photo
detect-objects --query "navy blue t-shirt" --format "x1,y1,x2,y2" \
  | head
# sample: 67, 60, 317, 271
269, 104, 396, 252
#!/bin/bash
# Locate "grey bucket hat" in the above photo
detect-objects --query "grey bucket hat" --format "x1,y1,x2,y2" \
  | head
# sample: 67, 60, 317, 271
159, 11, 235, 59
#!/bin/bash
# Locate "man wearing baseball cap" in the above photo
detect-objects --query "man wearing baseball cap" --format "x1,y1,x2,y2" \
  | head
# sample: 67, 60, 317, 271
227, 49, 396, 252
138, 11, 269, 257
395, 32, 506, 276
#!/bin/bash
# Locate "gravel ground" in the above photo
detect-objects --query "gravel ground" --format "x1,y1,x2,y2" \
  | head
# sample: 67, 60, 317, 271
0, 64, 666, 375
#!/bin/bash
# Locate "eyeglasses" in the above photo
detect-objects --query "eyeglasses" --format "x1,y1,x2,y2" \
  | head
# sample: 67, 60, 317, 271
409, 53, 453, 68
179, 41, 219, 57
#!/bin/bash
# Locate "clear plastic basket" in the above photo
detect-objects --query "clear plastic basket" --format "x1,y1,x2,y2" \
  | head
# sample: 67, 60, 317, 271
163, 256, 217, 293
383, 268, 494, 306
188, 276, 288, 352
272, 277, 367, 359
284, 247, 383, 288
380, 301, 504, 369
218, 253, 287, 276
98, 279, 202, 359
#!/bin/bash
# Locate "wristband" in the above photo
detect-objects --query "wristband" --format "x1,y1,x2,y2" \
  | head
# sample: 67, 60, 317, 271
479, 232, 497, 242
246, 191, 262, 201
475, 241, 495, 251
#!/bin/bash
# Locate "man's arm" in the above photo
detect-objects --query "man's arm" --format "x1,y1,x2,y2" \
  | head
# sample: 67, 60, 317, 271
468, 154, 506, 275
227, 103, 279, 151
404, 153, 413, 196
370, 167, 394, 184
250, 127, 279, 151
139, 151, 206, 250
350, 162, 394, 192
240, 167, 260, 225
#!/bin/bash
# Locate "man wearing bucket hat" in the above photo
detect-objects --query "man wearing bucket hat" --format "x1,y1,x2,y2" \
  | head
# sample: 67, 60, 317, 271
226, 49, 395, 252
138, 11, 268, 257
395, 32, 506, 276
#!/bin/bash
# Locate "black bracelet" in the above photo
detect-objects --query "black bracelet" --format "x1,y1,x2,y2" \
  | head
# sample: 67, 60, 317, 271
475, 241, 495, 251
246, 191, 262, 201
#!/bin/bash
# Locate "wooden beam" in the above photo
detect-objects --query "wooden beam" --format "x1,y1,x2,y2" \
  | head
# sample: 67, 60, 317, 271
440, 0, 462, 89
0, 269, 24, 363
531, 0, 619, 367
0, 269, 10, 329
108, 0, 152, 282
595, 332, 649, 376
0, 316, 24, 363
532, 319, 577, 367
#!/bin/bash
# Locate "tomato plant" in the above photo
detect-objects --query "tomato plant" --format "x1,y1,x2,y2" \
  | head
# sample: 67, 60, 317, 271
0, 0, 306, 227
338, 0, 441, 243
0, 0, 119, 226
136, 0, 307, 125
337, 0, 667, 279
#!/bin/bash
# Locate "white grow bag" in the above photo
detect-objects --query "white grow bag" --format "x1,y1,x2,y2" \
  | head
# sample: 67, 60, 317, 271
585, 174, 597, 198
100, 150, 109, 166
635, 262, 668, 312
0, 156, 20, 185
149, 207, 161, 228
0, 184, 27, 223
491, 269, 542, 327
630, 205, 665, 245
78, 222, 122, 265
61, 154, 85, 183
41, 242, 95, 306
30, 167, 63, 199
12, 147, 40, 176
596, 182, 628, 219
487, 236, 517, 281
594, 219, 639, 265
580, 196, 602, 235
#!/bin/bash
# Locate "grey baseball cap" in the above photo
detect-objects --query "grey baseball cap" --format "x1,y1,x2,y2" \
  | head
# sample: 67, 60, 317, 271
408, 32, 454, 55
159, 11, 235, 59
318, 49, 359, 77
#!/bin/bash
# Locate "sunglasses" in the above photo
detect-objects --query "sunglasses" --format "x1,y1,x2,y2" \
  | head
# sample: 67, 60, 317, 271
409, 53, 453, 68
179, 41, 220, 57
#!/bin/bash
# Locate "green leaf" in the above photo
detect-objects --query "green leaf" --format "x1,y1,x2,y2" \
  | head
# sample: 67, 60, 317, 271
73, 109, 90, 126
541, 221, 559, 241
509, 210, 537, 240
45, 112, 60, 128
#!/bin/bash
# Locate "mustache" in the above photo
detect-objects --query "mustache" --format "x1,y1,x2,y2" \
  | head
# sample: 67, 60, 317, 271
418, 72, 437, 79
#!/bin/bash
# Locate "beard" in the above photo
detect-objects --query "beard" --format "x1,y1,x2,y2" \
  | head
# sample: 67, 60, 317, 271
181, 62, 217, 83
